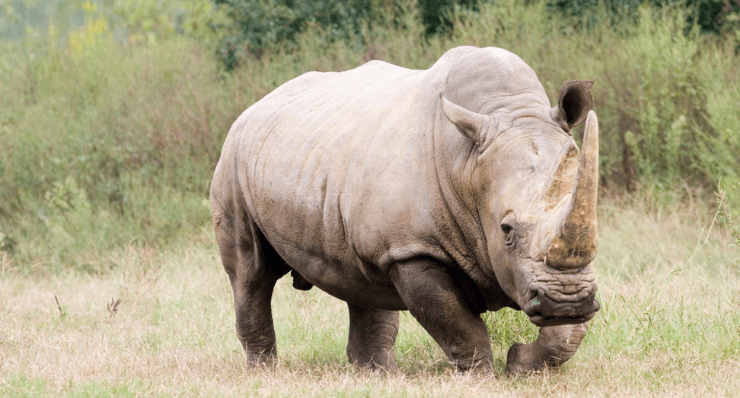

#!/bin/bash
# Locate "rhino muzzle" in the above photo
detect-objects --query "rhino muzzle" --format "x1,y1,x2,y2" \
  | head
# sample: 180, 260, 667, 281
521, 262, 600, 327
524, 286, 599, 327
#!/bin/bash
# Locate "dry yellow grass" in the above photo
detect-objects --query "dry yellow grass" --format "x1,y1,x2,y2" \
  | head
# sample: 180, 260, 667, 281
1, 203, 739, 397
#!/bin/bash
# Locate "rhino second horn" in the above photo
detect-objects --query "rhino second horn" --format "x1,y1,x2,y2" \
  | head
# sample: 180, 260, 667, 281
546, 110, 599, 269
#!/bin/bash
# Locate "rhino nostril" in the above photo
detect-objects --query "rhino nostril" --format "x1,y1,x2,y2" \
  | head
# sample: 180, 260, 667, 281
526, 289, 546, 316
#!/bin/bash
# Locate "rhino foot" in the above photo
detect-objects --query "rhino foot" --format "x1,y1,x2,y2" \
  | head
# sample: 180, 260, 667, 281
244, 349, 278, 369
346, 303, 399, 370
505, 322, 589, 376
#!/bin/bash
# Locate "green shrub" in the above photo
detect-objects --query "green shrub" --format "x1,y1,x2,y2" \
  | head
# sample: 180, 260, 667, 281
549, 0, 740, 38
0, 232, 15, 253
600, 7, 739, 190
211, 0, 393, 70
717, 179, 740, 248
1, 0, 739, 271
686, 0, 740, 36
417, 0, 480, 35
548, 0, 645, 28
0, 3, 241, 269
210, 0, 486, 70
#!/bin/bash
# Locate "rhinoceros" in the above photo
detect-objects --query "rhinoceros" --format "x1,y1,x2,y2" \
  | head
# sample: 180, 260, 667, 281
210, 46, 600, 375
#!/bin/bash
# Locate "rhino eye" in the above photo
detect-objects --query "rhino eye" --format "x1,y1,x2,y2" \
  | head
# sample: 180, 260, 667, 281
501, 224, 515, 246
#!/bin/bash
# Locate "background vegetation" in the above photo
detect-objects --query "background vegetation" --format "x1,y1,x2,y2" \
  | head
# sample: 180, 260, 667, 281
1, 0, 739, 268
0, 0, 739, 395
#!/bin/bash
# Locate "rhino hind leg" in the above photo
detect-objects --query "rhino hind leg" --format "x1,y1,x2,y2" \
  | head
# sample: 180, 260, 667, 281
214, 202, 289, 368
390, 258, 493, 372
346, 303, 399, 370
505, 322, 589, 376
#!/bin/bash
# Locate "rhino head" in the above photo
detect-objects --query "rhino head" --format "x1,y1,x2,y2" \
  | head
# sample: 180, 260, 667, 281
440, 48, 599, 327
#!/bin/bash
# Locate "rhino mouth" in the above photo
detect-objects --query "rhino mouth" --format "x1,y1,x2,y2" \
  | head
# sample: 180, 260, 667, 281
523, 288, 599, 327
527, 312, 597, 327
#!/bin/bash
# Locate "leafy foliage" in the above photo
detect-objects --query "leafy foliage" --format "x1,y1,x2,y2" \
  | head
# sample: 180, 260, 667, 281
211, 0, 484, 70
606, 7, 735, 190
212, 0, 393, 69
0, 2, 240, 269
0, 231, 15, 252
717, 180, 740, 248
686, 0, 740, 35
549, 0, 740, 37
109, 0, 231, 46
417, 0, 480, 34
0, 0, 739, 270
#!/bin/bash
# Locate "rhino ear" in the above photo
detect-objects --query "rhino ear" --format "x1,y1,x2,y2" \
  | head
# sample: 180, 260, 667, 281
550, 80, 594, 132
440, 95, 487, 145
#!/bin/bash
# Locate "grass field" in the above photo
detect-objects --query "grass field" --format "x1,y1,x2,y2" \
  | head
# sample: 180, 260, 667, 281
2, 199, 739, 397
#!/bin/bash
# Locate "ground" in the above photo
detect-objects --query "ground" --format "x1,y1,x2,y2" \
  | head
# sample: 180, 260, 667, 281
1, 201, 739, 397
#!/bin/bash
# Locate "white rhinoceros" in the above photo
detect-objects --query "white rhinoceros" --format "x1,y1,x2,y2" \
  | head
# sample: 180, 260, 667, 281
210, 46, 600, 375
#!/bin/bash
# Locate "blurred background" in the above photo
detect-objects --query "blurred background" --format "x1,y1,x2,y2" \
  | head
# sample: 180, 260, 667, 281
1, 0, 739, 271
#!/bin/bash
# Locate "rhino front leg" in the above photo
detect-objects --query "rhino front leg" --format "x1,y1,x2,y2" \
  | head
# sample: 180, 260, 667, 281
390, 259, 493, 372
505, 322, 589, 376
346, 303, 399, 370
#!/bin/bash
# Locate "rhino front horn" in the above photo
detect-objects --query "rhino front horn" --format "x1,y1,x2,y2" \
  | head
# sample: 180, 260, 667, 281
546, 111, 599, 269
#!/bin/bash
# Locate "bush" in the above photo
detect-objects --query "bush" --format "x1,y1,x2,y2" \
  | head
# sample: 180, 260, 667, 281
211, 0, 392, 69
0, 3, 244, 270
211, 0, 486, 70
549, 0, 740, 37
1, 0, 739, 271
417, 0, 480, 34
686, 0, 740, 35
598, 7, 740, 191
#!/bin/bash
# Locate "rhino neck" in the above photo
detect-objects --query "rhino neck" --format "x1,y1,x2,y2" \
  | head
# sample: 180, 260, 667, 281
431, 109, 501, 290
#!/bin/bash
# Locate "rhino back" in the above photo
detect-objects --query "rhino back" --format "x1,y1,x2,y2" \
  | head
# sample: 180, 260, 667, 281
209, 47, 490, 308
215, 50, 474, 305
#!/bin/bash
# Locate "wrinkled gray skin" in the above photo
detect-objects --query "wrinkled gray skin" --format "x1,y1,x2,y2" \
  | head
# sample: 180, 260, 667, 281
210, 46, 601, 376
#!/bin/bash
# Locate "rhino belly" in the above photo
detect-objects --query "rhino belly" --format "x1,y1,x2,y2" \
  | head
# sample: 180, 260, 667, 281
242, 144, 406, 310
256, 203, 407, 310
